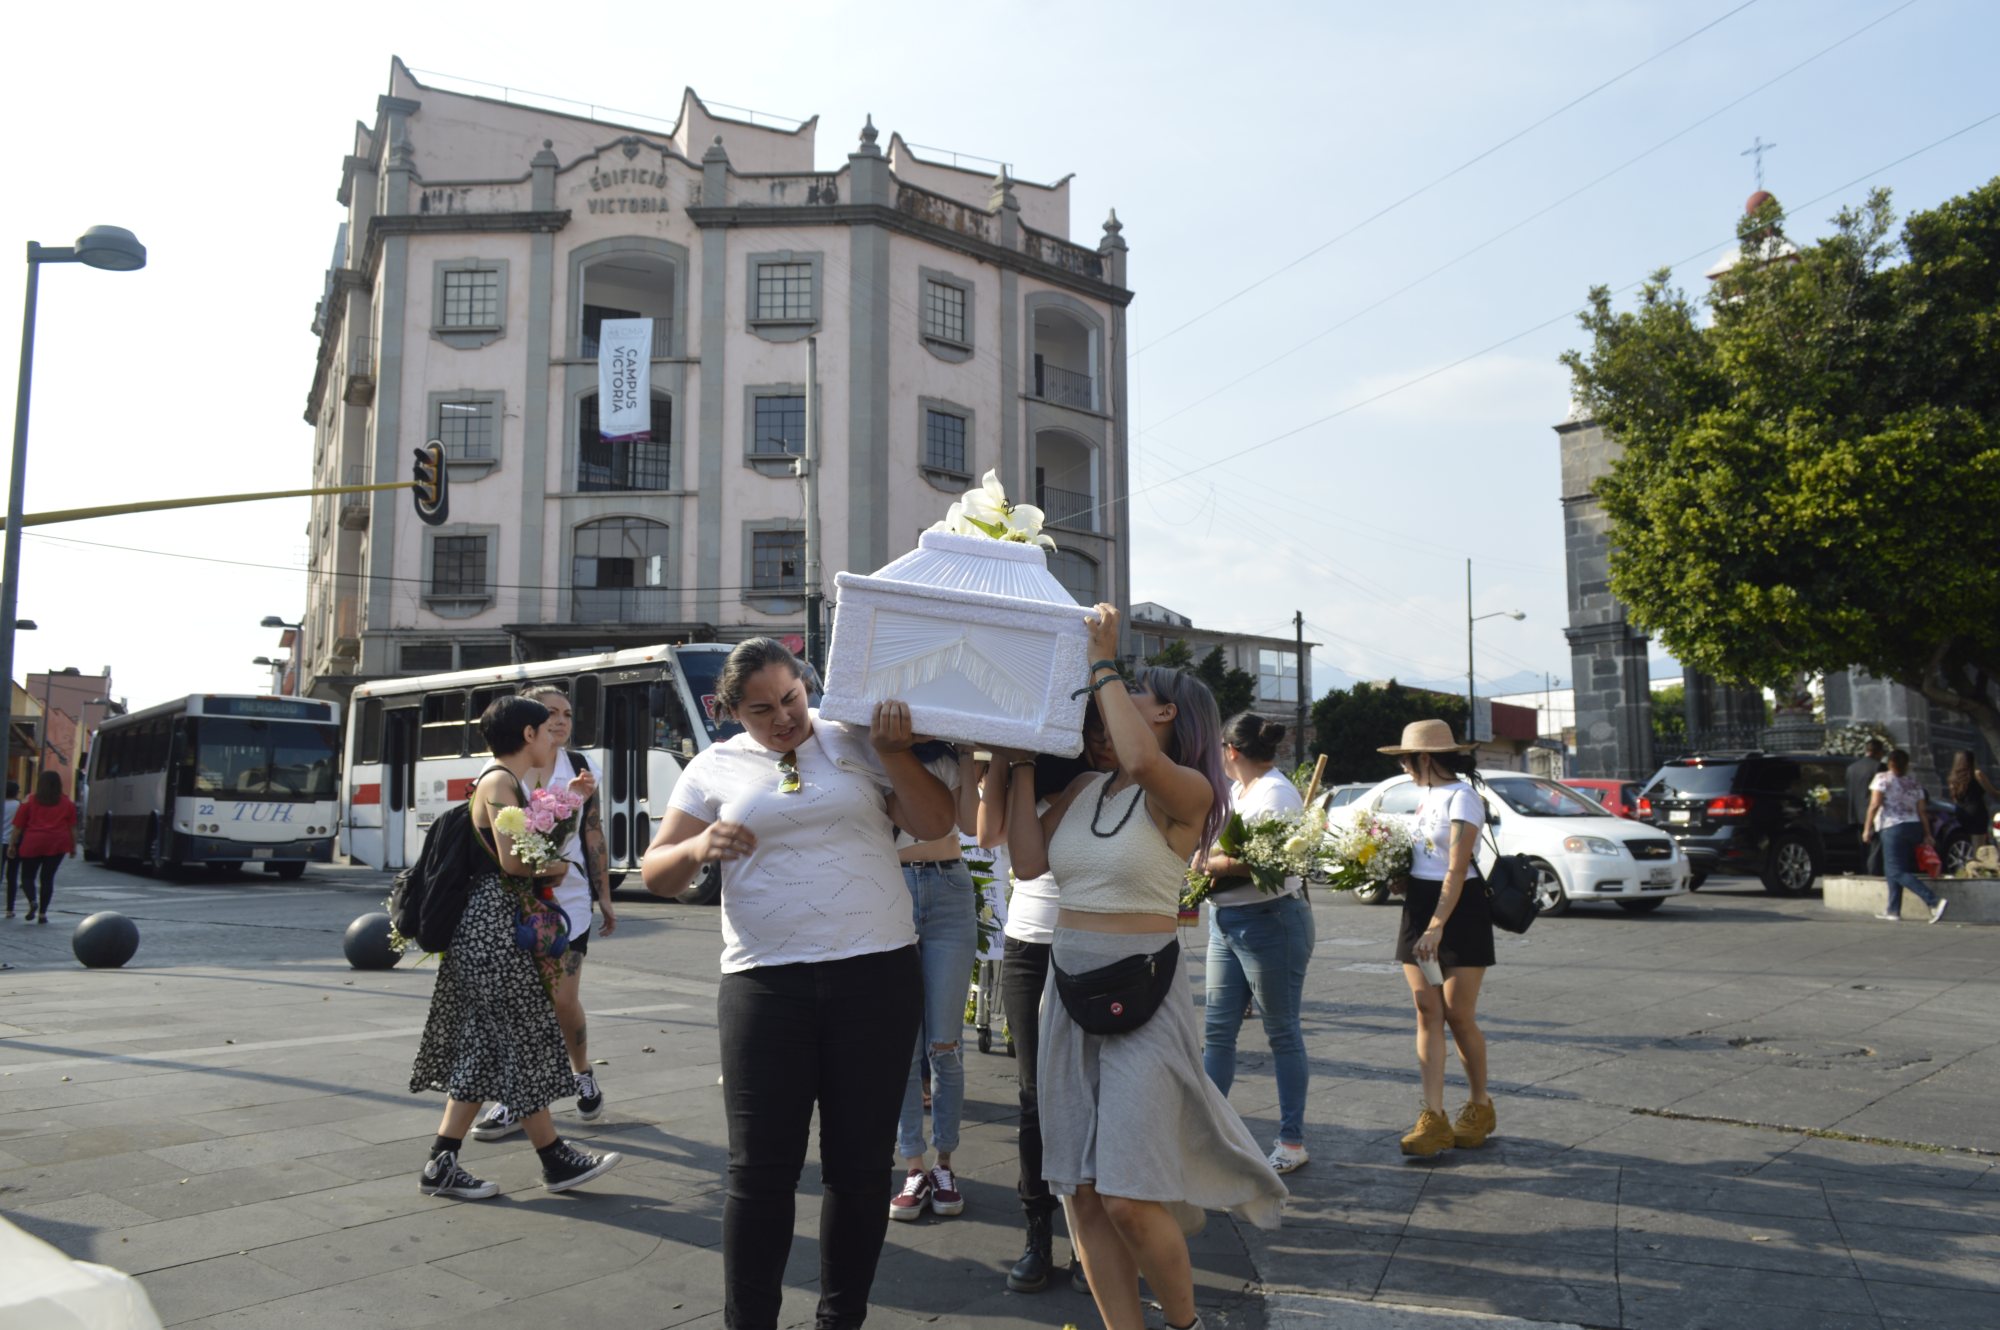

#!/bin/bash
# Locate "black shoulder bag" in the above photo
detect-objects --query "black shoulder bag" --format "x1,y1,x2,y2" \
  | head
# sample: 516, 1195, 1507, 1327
1052, 938, 1180, 1036
1468, 776, 1540, 935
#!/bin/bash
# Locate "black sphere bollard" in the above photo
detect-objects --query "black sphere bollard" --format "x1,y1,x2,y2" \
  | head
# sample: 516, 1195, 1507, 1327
342, 912, 402, 970
72, 912, 140, 969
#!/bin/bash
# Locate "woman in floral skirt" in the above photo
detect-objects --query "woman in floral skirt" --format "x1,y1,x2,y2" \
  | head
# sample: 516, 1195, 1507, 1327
408, 694, 622, 1199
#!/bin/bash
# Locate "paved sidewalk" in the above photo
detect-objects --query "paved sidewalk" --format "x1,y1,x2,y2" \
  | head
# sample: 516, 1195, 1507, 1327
5, 865, 2000, 1327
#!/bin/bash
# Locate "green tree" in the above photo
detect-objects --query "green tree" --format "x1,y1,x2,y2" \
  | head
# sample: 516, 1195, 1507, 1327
1562, 181, 2000, 758
1146, 638, 1194, 670
1310, 681, 1468, 784
1651, 682, 1686, 750
1194, 645, 1257, 722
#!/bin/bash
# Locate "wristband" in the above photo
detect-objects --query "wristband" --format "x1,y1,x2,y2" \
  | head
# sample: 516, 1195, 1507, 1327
1089, 658, 1121, 677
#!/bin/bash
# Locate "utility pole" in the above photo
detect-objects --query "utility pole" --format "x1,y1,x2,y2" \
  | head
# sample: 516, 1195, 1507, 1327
801, 336, 824, 674
1294, 609, 1308, 768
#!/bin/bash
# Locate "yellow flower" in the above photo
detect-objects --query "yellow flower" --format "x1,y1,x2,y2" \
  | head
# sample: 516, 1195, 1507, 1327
493, 806, 528, 836
1357, 841, 1377, 866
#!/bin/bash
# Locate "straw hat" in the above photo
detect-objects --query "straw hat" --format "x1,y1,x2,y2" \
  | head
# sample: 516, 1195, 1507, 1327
1378, 719, 1475, 755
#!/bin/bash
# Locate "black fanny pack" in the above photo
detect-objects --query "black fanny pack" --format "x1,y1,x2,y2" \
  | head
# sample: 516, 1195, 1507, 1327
1052, 938, 1179, 1036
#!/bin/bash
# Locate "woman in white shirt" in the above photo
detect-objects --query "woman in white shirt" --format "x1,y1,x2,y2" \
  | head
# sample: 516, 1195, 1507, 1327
1380, 719, 1495, 1159
1201, 713, 1315, 1176
1864, 748, 1946, 923
641, 638, 955, 1330
2, 781, 20, 917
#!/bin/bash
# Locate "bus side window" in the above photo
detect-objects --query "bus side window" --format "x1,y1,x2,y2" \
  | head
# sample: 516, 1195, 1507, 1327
358, 699, 383, 763
572, 674, 602, 747
653, 680, 695, 754
420, 691, 469, 759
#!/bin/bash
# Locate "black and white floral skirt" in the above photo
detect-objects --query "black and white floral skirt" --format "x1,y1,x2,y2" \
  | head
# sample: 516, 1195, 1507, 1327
409, 871, 578, 1112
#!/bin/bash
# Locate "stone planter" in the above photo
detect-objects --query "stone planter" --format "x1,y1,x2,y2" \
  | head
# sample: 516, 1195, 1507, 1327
1822, 874, 2000, 923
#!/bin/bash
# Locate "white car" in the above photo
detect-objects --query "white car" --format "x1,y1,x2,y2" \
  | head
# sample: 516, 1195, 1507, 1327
1344, 771, 1693, 915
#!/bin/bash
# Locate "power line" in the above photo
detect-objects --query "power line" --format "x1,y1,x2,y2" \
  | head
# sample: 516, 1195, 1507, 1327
1130, 0, 1766, 356
1134, 0, 1922, 442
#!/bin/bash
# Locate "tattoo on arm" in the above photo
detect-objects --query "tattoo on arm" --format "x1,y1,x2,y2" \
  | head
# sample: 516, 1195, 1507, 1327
584, 800, 609, 893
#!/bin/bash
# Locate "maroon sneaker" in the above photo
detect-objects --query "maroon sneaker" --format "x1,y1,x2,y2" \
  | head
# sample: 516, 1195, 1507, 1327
889, 1167, 933, 1221
929, 1165, 964, 1216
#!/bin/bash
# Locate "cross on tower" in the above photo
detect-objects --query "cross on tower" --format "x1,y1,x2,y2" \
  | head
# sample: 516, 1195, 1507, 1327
1741, 135, 1778, 191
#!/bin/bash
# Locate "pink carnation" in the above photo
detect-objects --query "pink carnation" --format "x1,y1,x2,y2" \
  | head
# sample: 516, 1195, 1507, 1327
527, 805, 558, 834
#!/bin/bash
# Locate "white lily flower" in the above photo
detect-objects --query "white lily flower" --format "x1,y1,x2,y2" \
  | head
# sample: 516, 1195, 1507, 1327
1003, 503, 1047, 543
960, 472, 1008, 528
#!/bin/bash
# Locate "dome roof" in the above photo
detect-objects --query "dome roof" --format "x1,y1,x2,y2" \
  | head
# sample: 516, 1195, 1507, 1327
1745, 189, 1776, 215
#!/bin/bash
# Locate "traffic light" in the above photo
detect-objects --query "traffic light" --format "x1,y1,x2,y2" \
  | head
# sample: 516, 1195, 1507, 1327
412, 440, 449, 526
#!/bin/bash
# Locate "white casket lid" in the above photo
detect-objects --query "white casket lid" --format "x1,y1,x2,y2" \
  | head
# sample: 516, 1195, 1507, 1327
858, 530, 1082, 608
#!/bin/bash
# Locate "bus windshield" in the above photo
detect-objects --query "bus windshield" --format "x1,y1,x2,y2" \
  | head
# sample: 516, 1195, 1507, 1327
675, 649, 741, 741
182, 718, 340, 801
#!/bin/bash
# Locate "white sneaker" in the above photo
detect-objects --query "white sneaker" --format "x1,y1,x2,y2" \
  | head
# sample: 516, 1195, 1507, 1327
1873, 911, 1902, 922
1929, 899, 1949, 924
470, 1104, 523, 1141
575, 1070, 605, 1121
1267, 1141, 1309, 1174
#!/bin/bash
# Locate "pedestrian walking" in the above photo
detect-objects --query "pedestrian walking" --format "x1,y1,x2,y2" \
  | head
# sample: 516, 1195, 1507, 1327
1847, 738, 1888, 876
1947, 750, 1997, 850
10, 773, 77, 924
408, 695, 623, 1200
1201, 713, 1315, 1175
1380, 720, 1497, 1159
1004, 606, 1285, 1330
1865, 749, 1948, 923
471, 685, 617, 1143
640, 637, 955, 1330
2, 781, 22, 918
890, 745, 983, 1225
986, 710, 1113, 1295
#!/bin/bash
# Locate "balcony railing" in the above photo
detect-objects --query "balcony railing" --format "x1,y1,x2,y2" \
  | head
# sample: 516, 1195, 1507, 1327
1035, 360, 1096, 411
1037, 483, 1095, 531
344, 333, 375, 404
580, 320, 674, 360
573, 586, 673, 623
339, 464, 370, 530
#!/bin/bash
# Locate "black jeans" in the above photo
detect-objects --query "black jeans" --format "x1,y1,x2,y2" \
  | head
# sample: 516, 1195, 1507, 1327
15, 855, 60, 914
718, 945, 921, 1330
1000, 938, 1057, 1220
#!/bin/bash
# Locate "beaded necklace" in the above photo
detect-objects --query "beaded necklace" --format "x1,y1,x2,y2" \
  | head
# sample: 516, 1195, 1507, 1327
1090, 775, 1147, 839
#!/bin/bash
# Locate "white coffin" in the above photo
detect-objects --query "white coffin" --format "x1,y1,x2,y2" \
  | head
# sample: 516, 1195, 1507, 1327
822, 531, 1094, 755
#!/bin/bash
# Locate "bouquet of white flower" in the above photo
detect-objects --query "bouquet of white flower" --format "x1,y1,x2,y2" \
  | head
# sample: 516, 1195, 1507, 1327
1322, 808, 1416, 895
1183, 805, 1334, 909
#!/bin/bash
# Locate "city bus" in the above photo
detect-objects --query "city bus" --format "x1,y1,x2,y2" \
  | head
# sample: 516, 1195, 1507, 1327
340, 644, 735, 892
83, 695, 343, 878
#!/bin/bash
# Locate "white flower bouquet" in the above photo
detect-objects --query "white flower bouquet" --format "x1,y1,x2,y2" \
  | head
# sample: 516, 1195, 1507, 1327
1322, 808, 1416, 895
929, 470, 1057, 550
1183, 805, 1335, 908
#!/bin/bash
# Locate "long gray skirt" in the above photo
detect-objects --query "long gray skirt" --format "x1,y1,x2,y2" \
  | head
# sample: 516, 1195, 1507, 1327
1039, 926, 1287, 1230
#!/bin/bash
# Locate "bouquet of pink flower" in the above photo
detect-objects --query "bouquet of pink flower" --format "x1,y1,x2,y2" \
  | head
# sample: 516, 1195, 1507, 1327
492, 785, 588, 880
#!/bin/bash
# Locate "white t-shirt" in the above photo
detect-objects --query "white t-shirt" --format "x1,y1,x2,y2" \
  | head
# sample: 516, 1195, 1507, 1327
1002, 798, 1060, 945
1870, 772, 1926, 828
0, 799, 18, 848
667, 714, 918, 973
547, 751, 593, 939
1209, 769, 1306, 908
1411, 781, 1485, 881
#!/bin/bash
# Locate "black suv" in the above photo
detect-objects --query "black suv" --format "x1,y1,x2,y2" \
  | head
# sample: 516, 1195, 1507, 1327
1637, 751, 1974, 895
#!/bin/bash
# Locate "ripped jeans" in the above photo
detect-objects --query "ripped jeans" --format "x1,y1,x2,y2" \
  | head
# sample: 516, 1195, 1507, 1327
896, 858, 979, 1159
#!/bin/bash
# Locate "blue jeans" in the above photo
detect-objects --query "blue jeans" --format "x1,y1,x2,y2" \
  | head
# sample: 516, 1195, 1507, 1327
1881, 821, 1939, 915
1203, 891, 1315, 1145
896, 859, 979, 1158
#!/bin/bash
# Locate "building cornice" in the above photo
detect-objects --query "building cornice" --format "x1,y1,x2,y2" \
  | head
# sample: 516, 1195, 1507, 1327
686, 202, 1132, 307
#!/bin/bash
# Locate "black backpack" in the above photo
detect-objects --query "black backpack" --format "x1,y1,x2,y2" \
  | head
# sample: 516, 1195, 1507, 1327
388, 765, 505, 952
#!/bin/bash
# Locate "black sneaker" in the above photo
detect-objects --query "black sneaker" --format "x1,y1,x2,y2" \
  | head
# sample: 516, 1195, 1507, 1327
575, 1070, 605, 1121
470, 1104, 523, 1141
542, 1140, 622, 1192
420, 1149, 497, 1200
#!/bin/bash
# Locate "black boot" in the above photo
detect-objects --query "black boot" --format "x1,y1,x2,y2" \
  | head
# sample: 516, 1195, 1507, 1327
1007, 1210, 1054, 1292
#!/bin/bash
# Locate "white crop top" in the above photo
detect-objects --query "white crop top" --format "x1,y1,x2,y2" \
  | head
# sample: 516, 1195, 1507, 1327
1046, 772, 1192, 919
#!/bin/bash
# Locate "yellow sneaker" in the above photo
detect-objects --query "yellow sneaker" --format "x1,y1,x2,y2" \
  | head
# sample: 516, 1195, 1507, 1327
1453, 1099, 1496, 1148
1400, 1107, 1455, 1157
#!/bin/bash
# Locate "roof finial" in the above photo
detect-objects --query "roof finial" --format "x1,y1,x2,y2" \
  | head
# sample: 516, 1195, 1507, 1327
861, 114, 879, 147
1103, 208, 1123, 237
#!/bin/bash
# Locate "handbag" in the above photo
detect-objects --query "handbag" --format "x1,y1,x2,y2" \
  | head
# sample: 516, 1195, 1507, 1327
1915, 842, 1943, 878
513, 891, 571, 960
1052, 938, 1179, 1036
1469, 780, 1540, 935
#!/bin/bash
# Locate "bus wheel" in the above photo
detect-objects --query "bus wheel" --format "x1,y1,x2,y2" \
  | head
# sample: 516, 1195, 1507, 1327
98, 824, 115, 868
607, 871, 627, 897
678, 862, 722, 906
273, 862, 307, 881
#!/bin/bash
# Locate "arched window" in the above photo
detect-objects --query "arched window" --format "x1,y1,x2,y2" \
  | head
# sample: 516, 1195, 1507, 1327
1047, 548, 1099, 606
1033, 428, 1097, 532
578, 393, 672, 491
572, 517, 671, 622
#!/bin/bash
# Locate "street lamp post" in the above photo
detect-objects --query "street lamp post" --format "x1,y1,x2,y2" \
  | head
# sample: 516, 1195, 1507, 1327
1, 226, 146, 785
252, 656, 290, 695
1465, 557, 1525, 746
261, 616, 302, 695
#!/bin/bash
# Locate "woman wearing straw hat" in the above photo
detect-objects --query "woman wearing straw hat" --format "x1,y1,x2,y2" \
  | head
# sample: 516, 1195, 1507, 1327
1379, 719, 1496, 1158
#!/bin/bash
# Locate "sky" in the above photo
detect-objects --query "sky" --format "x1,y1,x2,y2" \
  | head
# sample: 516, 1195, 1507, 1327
1, 0, 1994, 714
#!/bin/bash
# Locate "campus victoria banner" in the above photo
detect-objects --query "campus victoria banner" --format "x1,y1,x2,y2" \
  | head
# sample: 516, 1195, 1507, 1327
597, 317, 654, 441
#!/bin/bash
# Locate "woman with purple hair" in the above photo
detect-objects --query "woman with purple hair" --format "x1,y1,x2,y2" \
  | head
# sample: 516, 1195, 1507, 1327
998, 605, 1285, 1330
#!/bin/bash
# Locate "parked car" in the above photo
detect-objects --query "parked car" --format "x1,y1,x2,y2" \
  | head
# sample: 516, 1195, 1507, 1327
1562, 778, 1644, 819
1312, 783, 1374, 812
1635, 751, 1978, 896
1339, 770, 1692, 915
